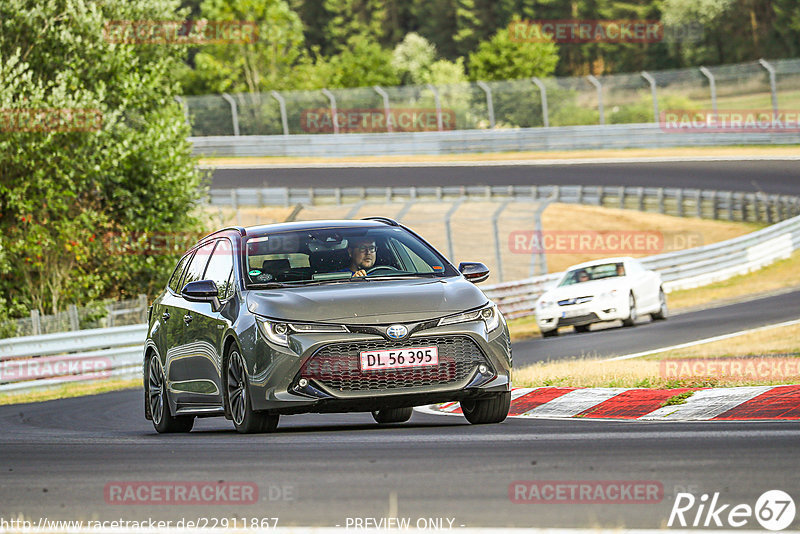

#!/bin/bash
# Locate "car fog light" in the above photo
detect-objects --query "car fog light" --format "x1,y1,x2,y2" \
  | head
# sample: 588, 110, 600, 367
478, 365, 488, 374
298, 378, 309, 388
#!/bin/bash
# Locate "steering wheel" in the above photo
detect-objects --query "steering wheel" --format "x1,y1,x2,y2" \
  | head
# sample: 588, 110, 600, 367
366, 265, 400, 275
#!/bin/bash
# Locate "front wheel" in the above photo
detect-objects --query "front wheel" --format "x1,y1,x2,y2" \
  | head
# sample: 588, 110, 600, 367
147, 354, 194, 433
461, 391, 511, 424
652, 289, 668, 321
226, 348, 279, 434
372, 407, 413, 424
622, 293, 637, 327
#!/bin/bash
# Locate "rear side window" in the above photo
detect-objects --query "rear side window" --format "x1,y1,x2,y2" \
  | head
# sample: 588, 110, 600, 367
203, 239, 235, 299
168, 253, 192, 293
182, 241, 216, 287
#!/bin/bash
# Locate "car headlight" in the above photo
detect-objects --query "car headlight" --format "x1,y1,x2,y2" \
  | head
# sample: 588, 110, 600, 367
438, 304, 501, 333
537, 299, 554, 309
257, 319, 348, 347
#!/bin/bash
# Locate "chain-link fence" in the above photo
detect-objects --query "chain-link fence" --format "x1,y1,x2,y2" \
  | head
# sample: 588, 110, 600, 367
181, 58, 800, 135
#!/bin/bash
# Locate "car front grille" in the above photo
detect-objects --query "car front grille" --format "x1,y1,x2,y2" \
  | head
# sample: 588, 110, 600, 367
558, 296, 594, 306
300, 335, 487, 392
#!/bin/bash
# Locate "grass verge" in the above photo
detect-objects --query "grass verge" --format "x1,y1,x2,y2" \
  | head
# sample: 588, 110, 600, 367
513, 322, 800, 388
0, 378, 141, 406
198, 145, 800, 166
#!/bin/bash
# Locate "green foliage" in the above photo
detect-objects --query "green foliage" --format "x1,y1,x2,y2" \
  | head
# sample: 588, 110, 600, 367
392, 33, 437, 85
324, 35, 400, 88
0, 0, 204, 316
467, 21, 559, 81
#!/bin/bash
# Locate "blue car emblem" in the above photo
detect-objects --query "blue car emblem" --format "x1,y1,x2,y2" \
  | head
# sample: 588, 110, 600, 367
386, 324, 408, 340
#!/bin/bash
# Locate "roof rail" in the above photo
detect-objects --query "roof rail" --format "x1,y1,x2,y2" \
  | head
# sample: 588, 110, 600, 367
199, 226, 247, 242
362, 217, 399, 226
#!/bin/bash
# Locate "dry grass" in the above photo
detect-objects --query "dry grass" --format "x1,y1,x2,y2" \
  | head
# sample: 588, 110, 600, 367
665, 250, 800, 311
513, 322, 800, 388
198, 145, 800, 166
0, 378, 141, 406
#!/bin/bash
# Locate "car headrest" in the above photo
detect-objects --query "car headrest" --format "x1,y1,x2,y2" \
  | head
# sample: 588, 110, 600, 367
308, 249, 350, 274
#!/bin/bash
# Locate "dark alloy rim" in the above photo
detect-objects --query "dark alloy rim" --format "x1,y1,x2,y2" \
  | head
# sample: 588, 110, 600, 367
148, 356, 165, 425
227, 351, 247, 426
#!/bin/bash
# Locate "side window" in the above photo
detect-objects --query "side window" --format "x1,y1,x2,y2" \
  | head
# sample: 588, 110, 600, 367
203, 239, 235, 299
168, 253, 192, 293
182, 241, 216, 288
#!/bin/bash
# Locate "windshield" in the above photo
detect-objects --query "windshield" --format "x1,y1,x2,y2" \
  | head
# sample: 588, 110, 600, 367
243, 226, 456, 287
558, 262, 625, 286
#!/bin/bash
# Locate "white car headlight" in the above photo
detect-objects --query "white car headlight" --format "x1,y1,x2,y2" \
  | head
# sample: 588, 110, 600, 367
257, 319, 347, 346
537, 299, 554, 309
438, 304, 501, 333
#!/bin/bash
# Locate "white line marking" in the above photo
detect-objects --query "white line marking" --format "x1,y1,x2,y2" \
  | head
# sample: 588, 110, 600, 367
603, 318, 800, 362
516, 388, 629, 418
199, 155, 800, 170
639, 386, 775, 421
0, 526, 774, 533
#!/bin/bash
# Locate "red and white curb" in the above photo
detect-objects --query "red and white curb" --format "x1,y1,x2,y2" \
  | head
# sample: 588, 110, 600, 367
420, 385, 800, 421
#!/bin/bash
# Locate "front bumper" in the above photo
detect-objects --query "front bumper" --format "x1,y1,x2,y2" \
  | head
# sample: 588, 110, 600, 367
244, 319, 512, 415
536, 296, 628, 330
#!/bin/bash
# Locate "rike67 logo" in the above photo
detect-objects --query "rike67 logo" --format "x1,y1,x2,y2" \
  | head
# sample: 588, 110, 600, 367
668, 490, 796, 531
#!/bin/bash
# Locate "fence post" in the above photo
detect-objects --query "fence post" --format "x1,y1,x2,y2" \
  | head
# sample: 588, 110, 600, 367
586, 75, 605, 125
30, 309, 41, 336
68, 305, 79, 331
699, 66, 718, 122
372, 85, 393, 133
173, 96, 189, 126
426, 84, 444, 132
758, 59, 779, 117
618, 186, 625, 209
711, 190, 718, 219
476, 81, 495, 129
676, 188, 684, 217
444, 198, 465, 261
640, 71, 659, 123
657, 187, 665, 214
530, 194, 555, 276
269, 91, 289, 136
221, 93, 240, 136
695, 190, 702, 218
138, 294, 148, 324
395, 199, 416, 223
321, 88, 339, 134
531, 77, 549, 127
492, 200, 511, 282
727, 191, 734, 221
637, 187, 645, 212
106, 303, 115, 328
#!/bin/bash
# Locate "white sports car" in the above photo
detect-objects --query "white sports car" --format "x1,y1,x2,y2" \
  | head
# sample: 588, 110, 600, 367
535, 257, 667, 337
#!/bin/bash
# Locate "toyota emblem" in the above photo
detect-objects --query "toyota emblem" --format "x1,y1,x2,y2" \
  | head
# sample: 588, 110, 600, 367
386, 324, 408, 340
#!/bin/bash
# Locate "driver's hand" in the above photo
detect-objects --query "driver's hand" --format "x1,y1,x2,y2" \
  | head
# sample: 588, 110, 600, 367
352, 269, 367, 277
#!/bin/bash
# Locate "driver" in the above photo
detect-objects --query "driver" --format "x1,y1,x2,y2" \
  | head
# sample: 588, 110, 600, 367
346, 237, 377, 277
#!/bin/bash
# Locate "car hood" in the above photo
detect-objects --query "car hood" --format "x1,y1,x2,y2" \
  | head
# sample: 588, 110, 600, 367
246, 277, 488, 324
541, 278, 629, 301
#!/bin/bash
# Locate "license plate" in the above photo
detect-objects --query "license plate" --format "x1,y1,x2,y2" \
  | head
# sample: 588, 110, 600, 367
359, 346, 438, 371
561, 308, 587, 318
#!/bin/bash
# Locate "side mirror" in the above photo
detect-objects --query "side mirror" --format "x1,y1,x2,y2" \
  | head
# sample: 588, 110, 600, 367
182, 280, 221, 310
458, 262, 490, 284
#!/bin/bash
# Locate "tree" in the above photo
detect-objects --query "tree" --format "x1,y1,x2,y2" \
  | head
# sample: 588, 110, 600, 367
326, 35, 400, 88
0, 0, 204, 316
324, 0, 387, 52
468, 21, 558, 81
392, 33, 437, 85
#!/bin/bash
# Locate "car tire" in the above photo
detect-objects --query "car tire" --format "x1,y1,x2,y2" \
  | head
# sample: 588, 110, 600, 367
461, 391, 511, 425
371, 407, 413, 424
541, 328, 559, 338
147, 354, 194, 433
652, 289, 668, 321
574, 324, 590, 333
225, 347, 279, 434
622, 293, 637, 327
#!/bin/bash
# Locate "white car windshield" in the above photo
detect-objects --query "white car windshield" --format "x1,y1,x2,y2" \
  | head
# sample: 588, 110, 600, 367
559, 262, 625, 286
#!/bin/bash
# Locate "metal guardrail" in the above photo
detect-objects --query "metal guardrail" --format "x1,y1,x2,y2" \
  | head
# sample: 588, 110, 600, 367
190, 123, 800, 157
3, 208, 799, 393
211, 184, 800, 224
0, 325, 145, 394
484, 212, 800, 318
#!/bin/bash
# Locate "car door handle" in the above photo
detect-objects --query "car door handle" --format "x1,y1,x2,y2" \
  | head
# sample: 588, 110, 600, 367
183, 314, 193, 325
161, 311, 170, 321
